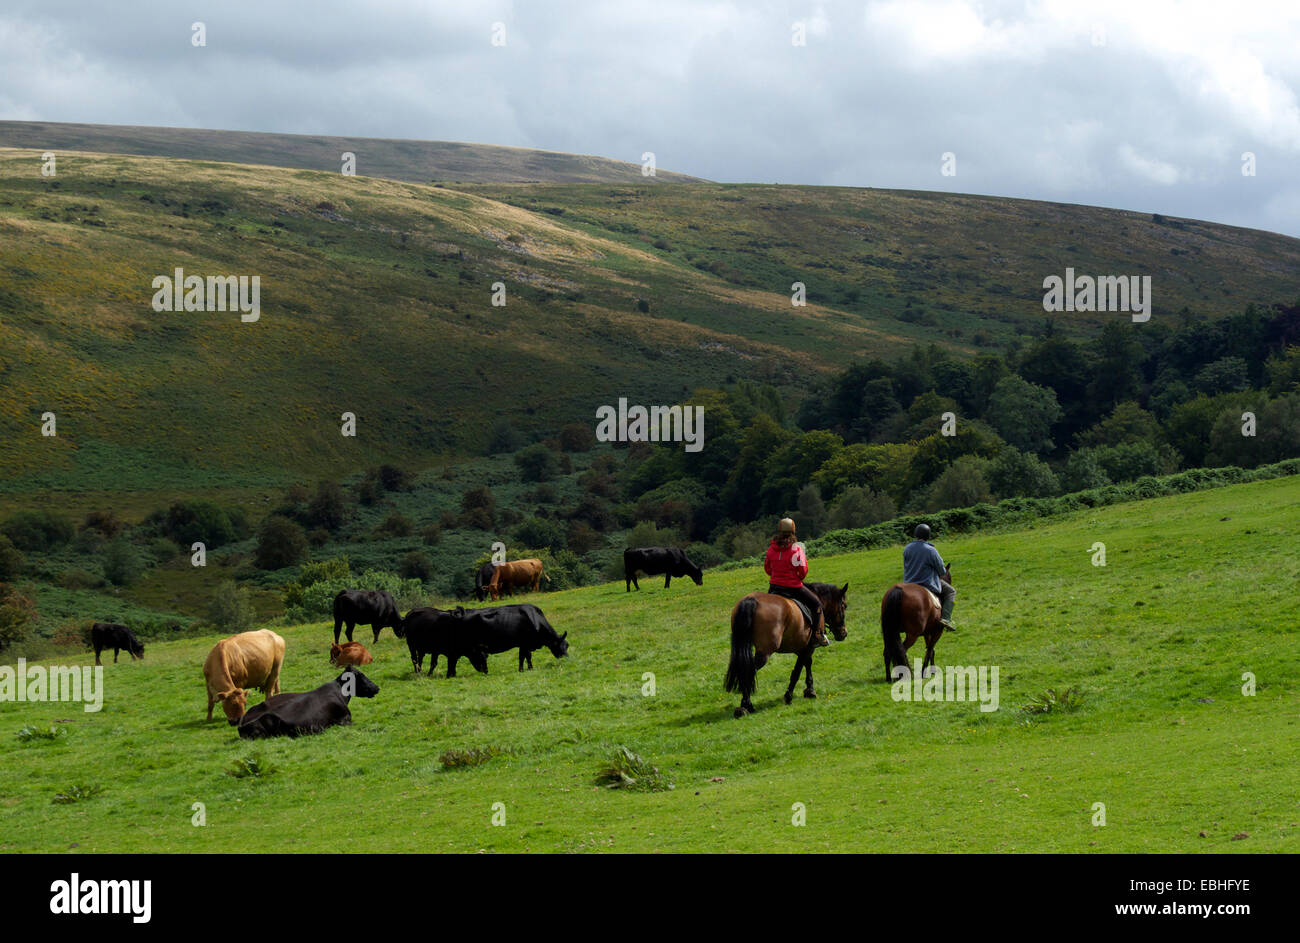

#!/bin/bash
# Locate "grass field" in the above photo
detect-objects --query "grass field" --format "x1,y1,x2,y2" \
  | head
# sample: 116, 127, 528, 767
2, 474, 1297, 853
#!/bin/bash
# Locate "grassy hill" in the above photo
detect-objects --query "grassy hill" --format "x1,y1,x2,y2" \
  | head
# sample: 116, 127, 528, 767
1, 145, 1298, 497
0, 121, 706, 184
2, 475, 1296, 852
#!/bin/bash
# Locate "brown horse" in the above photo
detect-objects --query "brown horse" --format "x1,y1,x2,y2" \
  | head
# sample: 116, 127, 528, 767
725, 582, 849, 718
880, 563, 951, 681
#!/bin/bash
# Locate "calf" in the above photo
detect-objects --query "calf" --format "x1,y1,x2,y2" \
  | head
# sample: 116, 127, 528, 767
237, 669, 380, 739
329, 641, 374, 667
91, 622, 145, 665
202, 629, 286, 724
624, 547, 704, 591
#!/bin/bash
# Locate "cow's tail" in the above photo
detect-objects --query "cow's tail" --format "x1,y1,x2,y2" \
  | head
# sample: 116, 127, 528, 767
881, 586, 909, 679
541, 570, 551, 583
724, 597, 757, 698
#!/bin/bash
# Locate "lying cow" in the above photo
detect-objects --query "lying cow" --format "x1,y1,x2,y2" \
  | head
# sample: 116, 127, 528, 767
202, 628, 286, 724
624, 547, 704, 592
91, 622, 145, 665
329, 641, 374, 667
237, 669, 380, 740
333, 588, 403, 644
473, 561, 498, 602
397, 607, 490, 678
400, 604, 568, 675
485, 558, 550, 601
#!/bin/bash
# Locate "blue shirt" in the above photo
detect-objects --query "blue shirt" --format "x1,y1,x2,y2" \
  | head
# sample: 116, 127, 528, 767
903, 539, 946, 595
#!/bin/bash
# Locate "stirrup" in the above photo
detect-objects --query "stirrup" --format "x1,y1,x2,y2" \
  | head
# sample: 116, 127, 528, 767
939, 618, 957, 632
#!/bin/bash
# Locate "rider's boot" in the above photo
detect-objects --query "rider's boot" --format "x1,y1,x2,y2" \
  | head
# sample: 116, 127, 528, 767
940, 595, 957, 632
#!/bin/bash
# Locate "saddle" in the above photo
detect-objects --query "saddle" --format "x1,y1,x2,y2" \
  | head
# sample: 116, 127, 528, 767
788, 598, 815, 628
905, 583, 941, 610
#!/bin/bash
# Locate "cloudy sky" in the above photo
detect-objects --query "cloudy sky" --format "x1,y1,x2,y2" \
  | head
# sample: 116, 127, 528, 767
3, 0, 1298, 236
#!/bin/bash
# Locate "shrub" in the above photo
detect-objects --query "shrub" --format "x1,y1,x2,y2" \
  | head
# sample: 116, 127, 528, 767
440, 746, 509, 770
514, 517, 566, 552
377, 465, 412, 492
374, 513, 414, 538
0, 535, 25, 581
209, 580, 256, 632
515, 443, 560, 482
255, 516, 308, 570
80, 509, 125, 539
102, 537, 145, 586
595, 747, 673, 792
558, 423, 597, 452
2, 510, 74, 552
305, 481, 349, 531
399, 551, 433, 582
163, 500, 240, 547
421, 523, 442, 545
988, 448, 1060, 499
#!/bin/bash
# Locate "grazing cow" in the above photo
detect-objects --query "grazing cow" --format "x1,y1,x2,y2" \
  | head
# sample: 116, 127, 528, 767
397, 607, 490, 678
91, 622, 145, 665
485, 558, 549, 601
202, 629, 286, 724
329, 641, 374, 667
333, 589, 403, 644
623, 547, 704, 592
400, 604, 568, 674
237, 669, 380, 740
473, 561, 498, 602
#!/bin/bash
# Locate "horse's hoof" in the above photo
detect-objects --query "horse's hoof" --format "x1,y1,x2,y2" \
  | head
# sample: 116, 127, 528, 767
784, 691, 794, 705
734, 706, 750, 718
804, 689, 817, 699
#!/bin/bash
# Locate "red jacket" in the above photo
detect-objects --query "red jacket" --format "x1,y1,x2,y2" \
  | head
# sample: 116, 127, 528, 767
764, 540, 808, 588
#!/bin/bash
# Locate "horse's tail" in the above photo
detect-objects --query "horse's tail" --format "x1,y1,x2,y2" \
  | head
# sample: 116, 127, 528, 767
724, 597, 758, 697
881, 586, 908, 675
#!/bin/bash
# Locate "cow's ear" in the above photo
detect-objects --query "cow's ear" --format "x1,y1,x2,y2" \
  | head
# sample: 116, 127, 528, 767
561, 631, 568, 639
841, 583, 849, 594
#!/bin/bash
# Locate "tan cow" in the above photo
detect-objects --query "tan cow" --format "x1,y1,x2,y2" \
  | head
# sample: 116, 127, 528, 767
486, 558, 549, 601
329, 641, 374, 667
203, 629, 286, 724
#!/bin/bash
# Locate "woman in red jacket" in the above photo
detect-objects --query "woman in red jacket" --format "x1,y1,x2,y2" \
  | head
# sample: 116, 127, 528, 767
763, 518, 827, 647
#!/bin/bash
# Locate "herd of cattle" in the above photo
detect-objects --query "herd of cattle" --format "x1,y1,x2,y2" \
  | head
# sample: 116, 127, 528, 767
86, 548, 697, 741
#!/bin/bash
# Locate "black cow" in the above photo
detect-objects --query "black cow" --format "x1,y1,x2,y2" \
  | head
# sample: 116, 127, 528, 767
624, 547, 703, 592
91, 622, 144, 665
473, 561, 498, 602
397, 607, 490, 678
398, 604, 567, 675
237, 669, 380, 739
333, 589, 403, 644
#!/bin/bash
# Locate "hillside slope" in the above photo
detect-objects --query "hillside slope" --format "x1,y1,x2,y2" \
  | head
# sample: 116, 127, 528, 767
0, 121, 706, 184
1, 147, 1298, 491
1, 475, 1297, 852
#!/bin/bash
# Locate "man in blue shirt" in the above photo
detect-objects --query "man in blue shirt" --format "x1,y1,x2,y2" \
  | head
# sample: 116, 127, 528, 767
902, 523, 956, 631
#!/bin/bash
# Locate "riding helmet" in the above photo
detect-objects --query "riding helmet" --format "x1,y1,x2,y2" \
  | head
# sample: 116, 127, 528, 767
914, 523, 931, 540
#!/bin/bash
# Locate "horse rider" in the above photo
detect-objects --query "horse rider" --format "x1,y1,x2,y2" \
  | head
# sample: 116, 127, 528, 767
763, 518, 828, 647
903, 523, 956, 631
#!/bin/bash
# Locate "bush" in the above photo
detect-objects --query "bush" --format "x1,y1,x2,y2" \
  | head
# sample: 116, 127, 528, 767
305, 481, 349, 532
1061, 449, 1111, 492
283, 567, 428, 623
377, 465, 412, 492
399, 551, 433, 582
922, 456, 993, 511
255, 516, 308, 570
51, 621, 93, 651
209, 580, 256, 632
421, 523, 442, 545
514, 517, 567, 552
2, 510, 74, 552
487, 420, 525, 454
375, 513, 414, 538
163, 500, 242, 548
515, 443, 560, 482
103, 537, 145, 586
0, 583, 37, 652
80, 510, 125, 539
0, 535, 24, 581
558, 424, 597, 452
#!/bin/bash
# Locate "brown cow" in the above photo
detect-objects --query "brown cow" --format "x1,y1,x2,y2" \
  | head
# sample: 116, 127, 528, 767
203, 629, 286, 724
329, 641, 374, 667
486, 558, 549, 601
